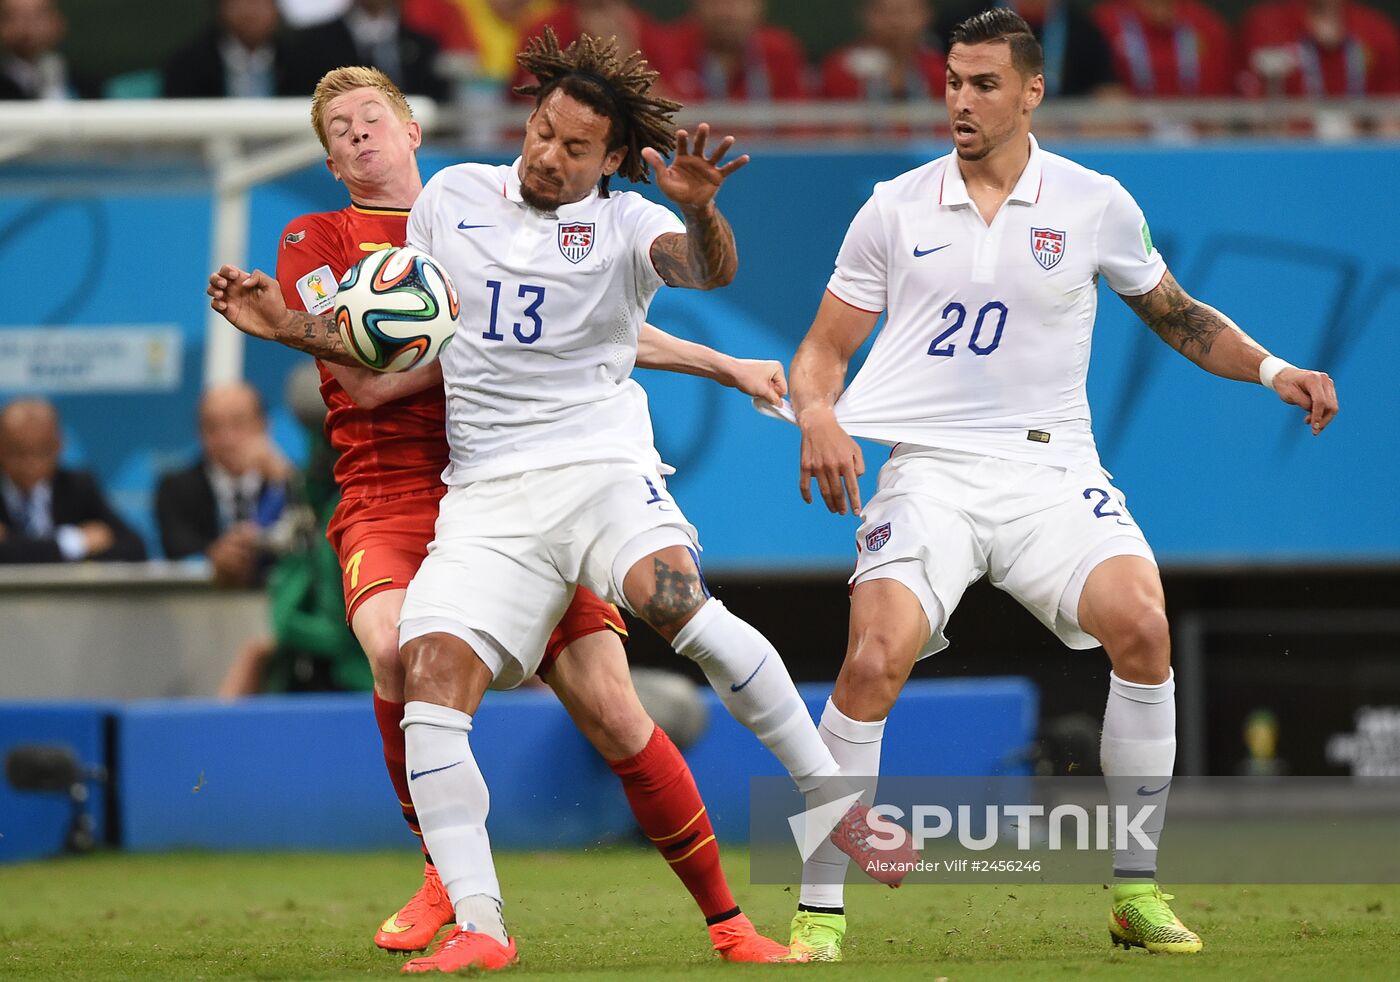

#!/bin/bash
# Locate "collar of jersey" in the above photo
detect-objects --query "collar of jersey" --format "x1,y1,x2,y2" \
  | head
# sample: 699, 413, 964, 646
504, 156, 600, 218
939, 132, 1043, 209
350, 201, 412, 216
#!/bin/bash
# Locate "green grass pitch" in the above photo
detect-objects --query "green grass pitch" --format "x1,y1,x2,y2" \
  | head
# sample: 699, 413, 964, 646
2, 848, 1397, 980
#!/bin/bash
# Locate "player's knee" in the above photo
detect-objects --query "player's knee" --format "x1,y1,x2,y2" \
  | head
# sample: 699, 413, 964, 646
838, 633, 914, 711
578, 698, 654, 761
364, 634, 404, 690
1104, 606, 1171, 683
400, 634, 465, 695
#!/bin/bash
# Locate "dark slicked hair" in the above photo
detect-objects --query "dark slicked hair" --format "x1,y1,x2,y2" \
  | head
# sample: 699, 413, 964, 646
514, 28, 681, 193
950, 9, 1045, 80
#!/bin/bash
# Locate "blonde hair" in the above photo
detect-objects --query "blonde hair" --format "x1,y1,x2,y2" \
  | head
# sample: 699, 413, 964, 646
310, 66, 414, 151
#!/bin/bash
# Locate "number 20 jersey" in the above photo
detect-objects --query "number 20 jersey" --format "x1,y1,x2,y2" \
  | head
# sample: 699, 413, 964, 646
827, 134, 1167, 468
407, 160, 685, 485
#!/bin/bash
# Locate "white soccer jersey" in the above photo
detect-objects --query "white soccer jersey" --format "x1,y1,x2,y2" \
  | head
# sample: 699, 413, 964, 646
407, 159, 685, 484
827, 134, 1166, 467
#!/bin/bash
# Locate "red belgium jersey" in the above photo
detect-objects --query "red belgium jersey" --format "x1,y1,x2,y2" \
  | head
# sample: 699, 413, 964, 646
275, 204, 448, 499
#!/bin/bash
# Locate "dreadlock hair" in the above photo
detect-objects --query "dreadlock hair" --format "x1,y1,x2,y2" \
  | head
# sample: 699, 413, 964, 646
949, 9, 1045, 80
514, 28, 681, 195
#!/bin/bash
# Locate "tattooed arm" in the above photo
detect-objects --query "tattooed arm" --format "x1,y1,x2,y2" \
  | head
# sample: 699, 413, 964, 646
207, 264, 361, 367
642, 124, 749, 290
1121, 269, 1339, 434
648, 208, 738, 290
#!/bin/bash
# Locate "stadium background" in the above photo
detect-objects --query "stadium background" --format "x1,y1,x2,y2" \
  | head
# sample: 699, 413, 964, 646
2, 0, 1397, 877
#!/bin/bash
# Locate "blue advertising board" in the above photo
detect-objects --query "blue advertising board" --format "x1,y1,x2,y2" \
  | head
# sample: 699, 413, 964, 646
2, 142, 1395, 565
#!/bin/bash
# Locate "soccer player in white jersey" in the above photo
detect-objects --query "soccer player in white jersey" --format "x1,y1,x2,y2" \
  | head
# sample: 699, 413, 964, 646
783, 9, 1339, 961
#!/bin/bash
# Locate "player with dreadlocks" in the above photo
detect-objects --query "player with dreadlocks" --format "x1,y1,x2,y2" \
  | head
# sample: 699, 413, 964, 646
214, 29, 900, 971
380, 28, 861, 972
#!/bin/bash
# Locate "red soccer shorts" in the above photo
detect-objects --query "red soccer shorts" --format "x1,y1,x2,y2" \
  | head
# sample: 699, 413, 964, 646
327, 486, 626, 667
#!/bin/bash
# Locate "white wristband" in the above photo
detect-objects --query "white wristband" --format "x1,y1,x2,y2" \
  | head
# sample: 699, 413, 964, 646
1259, 355, 1293, 392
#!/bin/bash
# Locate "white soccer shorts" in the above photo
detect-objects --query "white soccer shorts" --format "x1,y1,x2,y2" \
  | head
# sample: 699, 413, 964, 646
851, 446, 1156, 657
399, 462, 698, 688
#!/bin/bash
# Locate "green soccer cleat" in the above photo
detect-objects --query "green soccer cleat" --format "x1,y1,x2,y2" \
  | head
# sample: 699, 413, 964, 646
787, 910, 846, 962
1109, 883, 1203, 954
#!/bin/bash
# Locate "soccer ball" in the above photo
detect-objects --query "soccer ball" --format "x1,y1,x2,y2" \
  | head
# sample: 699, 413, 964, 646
334, 246, 460, 372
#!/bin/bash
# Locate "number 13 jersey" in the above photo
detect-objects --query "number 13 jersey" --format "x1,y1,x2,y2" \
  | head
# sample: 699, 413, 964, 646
407, 159, 685, 485
827, 134, 1167, 468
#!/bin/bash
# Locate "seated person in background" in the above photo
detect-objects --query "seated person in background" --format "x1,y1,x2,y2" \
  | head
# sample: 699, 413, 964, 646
219, 364, 369, 697
820, 0, 945, 102
1092, 0, 1236, 97
156, 381, 291, 586
163, 0, 288, 98
0, 0, 95, 100
662, 0, 809, 101
0, 398, 146, 563
279, 0, 448, 98
1240, 0, 1400, 97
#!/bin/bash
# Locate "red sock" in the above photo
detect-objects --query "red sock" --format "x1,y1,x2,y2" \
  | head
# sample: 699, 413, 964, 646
372, 693, 431, 863
609, 726, 738, 924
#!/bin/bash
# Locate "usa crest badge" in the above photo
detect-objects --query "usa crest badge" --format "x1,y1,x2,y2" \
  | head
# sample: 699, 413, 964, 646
558, 222, 595, 264
865, 523, 891, 552
1031, 228, 1066, 270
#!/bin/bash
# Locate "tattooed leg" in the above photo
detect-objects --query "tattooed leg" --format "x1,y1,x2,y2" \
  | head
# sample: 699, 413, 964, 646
628, 548, 710, 639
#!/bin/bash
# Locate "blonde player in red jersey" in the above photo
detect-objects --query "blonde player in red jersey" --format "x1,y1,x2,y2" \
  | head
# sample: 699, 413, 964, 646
223, 66, 797, 964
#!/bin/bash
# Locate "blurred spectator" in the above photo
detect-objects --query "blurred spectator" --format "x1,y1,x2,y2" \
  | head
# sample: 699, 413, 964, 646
0, 0, 94, 100
0, 398, 146, 563
820, 0, 945, 102
403, 0, 551, 77
155, 382, 291, 587
1241, 0, 1400, 97
945, 1, 1122, 98
1092, 0, 1236, 97
519, 1, 672, 70
279, 0, 448, 99
218, 365, 369, 696
163, 0, 290, 98
661, 0, 809, 101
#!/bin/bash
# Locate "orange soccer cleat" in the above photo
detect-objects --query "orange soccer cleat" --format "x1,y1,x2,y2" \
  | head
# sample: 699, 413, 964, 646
709, 913, 804, 963
374, 862, 455, 952
830, 800, 922, 887
401, 927, 519, 973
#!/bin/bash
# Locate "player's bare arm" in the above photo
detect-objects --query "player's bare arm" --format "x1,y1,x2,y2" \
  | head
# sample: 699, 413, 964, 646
642, 124, 748, 290
791, 292, 883, 516
207, 265, 361, 367
636, 324, 787, 405
1122, 270, 1339, 435
326, 361, 444, 410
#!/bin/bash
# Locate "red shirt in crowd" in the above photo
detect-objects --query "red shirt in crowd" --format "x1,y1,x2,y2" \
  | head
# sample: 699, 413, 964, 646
1240, 0, 1400, 96
275, 205, 449, 500
1093, 0, 1236, 96
657, 17, 808, 101
819, 44, 946, 101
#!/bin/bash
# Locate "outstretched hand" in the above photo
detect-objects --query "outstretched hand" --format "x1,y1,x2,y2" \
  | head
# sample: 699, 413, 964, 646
1273, 367, 1339, 436
641, 124, 750, 213
207, 265, 288, 342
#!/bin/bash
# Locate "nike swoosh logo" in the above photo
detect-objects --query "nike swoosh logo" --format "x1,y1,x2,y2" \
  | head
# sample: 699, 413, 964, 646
730, 655, 768, 692
379, 914, 413, 934
1137, 780, 1171, 796
913, 243, 951, 257
410, 761, 464, 780
457, 222, 494, 230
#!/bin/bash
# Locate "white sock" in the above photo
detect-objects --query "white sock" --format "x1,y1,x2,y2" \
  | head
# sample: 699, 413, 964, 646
1100, 670, 1176, 880
672, 598, 838, 792
401, 701, 508, 944
799, 699, 886, 910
